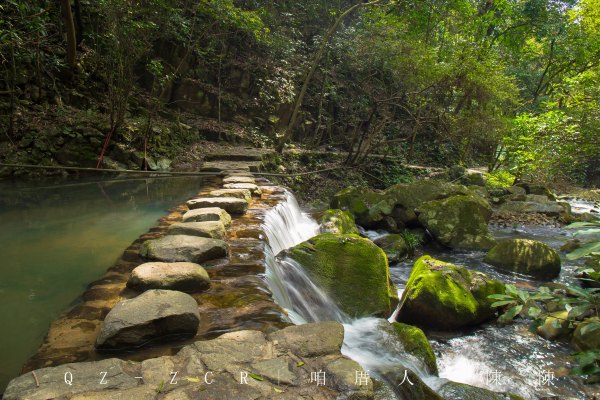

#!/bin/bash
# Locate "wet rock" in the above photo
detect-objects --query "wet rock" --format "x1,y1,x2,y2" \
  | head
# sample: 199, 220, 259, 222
499, 201, 566, 216
209, 188, 252, 201
187, 197, 248, 215
182, 207, 231, 226
572, 317, 600, 351
268, 321, 344, 357
330, 186, 396, 227
140, 235, 227, 263
397, 256, 504, 330
127, 262, 210, 292
95, 289, 200, 350
167, 221, 226, 240
536, 310, 572, 340
417, 195, 496, 251
386, 180, 473, 212
2, 358, 139, 400
6, 322, 373, 399
319, 208, 359, 234
515, 183, 556, 201
287, 234, 398, 317
439, 381, 526, 400
389, 322, 437, 374
222, 176, 255, 184
222, 182, 262, 195
485, 239, 561, 280
506, 185, 527, 201
374, 234, 409, 262
526, 194, 552, 203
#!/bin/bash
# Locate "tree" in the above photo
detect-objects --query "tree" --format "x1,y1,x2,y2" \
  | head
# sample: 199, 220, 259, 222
60, 0, 76, 68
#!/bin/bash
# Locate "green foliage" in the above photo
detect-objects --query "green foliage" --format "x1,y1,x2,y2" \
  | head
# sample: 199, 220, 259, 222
400, 231, 422, 256
571, 350, 600, 383
567, 221, 600, 260
485, 170, 516, 190
488, 284, 554, 324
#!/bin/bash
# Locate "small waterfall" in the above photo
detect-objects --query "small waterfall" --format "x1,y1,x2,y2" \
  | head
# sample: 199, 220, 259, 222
262, 191, 440, 398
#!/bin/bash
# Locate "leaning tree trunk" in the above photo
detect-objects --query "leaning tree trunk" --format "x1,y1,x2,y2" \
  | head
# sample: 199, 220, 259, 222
60, 0, 77, 68
275, 0, 383, 153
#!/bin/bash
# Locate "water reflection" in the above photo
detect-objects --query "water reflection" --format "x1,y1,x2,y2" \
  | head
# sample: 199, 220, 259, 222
0, 176, 212, 392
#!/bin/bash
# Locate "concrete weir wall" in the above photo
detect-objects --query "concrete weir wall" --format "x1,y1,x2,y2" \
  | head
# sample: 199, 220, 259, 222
5, 155, 373, 400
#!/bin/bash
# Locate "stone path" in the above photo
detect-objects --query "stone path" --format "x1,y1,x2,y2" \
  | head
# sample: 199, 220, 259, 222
4, 323, 372, 400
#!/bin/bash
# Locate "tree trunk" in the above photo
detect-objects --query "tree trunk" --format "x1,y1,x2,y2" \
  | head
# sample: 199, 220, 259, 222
275, 0, 382, 153
61, 0, 77, 68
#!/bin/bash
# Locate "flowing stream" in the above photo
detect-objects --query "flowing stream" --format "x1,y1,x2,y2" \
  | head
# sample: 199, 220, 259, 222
261, 191, 599, 399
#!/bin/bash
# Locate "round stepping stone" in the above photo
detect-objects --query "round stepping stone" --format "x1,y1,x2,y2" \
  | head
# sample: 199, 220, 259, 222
140, 235, 227, 263
222, 176, 255, 184
167, 221, 226, 239
127, 262, 210, 292
187, 197, 248, 215
209, 188, 252, 201
95, 289, 200, 350
182, 207, 231, 226
222, 183, 262, 196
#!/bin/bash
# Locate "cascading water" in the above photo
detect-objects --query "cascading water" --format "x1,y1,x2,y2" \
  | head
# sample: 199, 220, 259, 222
261, 191, 441, 398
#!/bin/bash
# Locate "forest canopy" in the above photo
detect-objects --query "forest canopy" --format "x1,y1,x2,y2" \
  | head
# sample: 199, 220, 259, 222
0, 0, 598, 184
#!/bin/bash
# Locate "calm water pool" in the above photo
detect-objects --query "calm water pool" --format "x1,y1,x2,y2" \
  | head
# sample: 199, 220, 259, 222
0, 176, 212, 392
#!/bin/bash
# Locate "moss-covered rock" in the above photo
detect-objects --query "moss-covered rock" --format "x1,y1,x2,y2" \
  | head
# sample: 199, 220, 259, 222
439, 381, 526, 400
287, 234, 398, 317
536, 310, 572, 340
385, 180, 472, 211
484, 239, 561, 280
374, 234, 409, 262
417, 195, 496, 251
391, 322, 438, 374
319, 209, 360, 235
572, 317, 600, 351
396, 256, 504, 330
330, 186, 395, 227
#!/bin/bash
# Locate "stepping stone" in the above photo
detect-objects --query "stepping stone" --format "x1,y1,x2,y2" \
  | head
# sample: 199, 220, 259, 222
222, 183, 262, 196
182, 207, 231, 226
95, 289, 200, 350
222, 176, 255, 184
127, 262, 210, 292
140, 235, 227, 263
209, 188, 252, 201
187, 197, 248, 215
167, 221, 226, 239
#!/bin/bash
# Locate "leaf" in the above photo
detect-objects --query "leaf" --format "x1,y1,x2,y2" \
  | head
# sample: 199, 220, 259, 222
566, 222, 599, 229
528, 306, 542, 318
491, 300, 515, 308
296, 362, 305, 367
581, 322, 600, 336
574, 229, 600, 236
567, 286, 591, 298
567, 242, 600, 260
249, 373, 264, 381
501, 304, 523, 321
274, 387, 285, 393
186, 377, 201, 383
488, 294, 513, 300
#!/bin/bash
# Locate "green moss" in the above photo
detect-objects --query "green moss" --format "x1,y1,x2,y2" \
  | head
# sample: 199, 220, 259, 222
319, 209, 359, 235
484, 239, 561, 280
417, 195, 496, 250
288, 233, 398, 317
391, 322, 438, 374
374, 234, 409, 262
397, 256, 503, 330
330, 186, 395, 227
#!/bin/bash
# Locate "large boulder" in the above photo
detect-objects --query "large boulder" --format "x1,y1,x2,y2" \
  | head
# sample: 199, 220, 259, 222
515, 182, 556, 201
127, 262, 210, 292
319, 209, 359, 234
536, 310, 572, 340
187, 197, 248, 215
374, 234, 409, 262
396, 256, 504, 330
140, 235, 227, 263
484, 239, 561, 280
95, 289, 200, 350
498, 201, 568, 216
417, 195, 496, 250
385, 180, 473, 211
572, 317, 600, 351
390, 322, 437, 374
182, 207, 231, 226
287, 234, 398, 317
167, 221, 226, 239
330, 186, 395, 227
